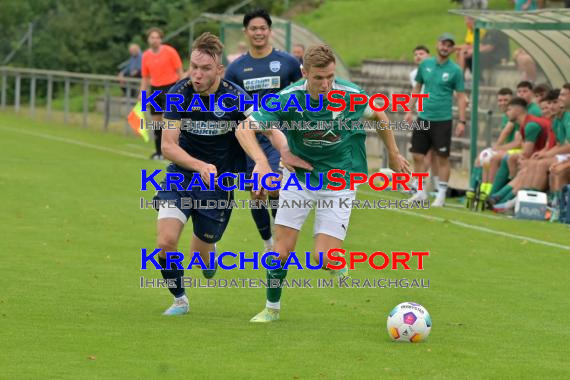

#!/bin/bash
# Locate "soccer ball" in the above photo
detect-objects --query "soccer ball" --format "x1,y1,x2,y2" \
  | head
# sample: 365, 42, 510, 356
479, 148, 496, 166
387, 302, 432, 342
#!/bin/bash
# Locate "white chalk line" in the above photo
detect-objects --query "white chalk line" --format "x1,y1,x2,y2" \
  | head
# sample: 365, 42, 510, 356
358, 189, 570, 251
4, 125, 568, 251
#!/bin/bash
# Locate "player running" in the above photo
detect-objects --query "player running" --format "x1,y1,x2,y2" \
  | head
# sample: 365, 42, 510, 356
152, 33, 254, 315
225, 8, 303, 254
235, 44, 411, 322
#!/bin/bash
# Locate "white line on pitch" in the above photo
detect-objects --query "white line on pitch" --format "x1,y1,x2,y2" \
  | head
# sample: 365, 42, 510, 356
1, 127, 148, 160
6, 126, 568, 251
364, 189, 504, 220
358, 189, 570, 251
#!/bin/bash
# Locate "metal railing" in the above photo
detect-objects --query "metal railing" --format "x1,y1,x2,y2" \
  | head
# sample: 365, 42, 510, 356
0, 66, 140, 134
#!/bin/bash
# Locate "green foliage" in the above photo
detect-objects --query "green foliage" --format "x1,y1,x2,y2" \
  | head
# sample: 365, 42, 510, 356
294, 0, 516, 66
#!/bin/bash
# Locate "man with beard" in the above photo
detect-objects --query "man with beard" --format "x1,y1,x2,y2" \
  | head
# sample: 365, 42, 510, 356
405, 33, 467, 207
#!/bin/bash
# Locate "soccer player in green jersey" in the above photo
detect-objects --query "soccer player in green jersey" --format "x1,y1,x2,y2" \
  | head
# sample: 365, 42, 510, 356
467, 87, 514, 207
235, 44, 410, 322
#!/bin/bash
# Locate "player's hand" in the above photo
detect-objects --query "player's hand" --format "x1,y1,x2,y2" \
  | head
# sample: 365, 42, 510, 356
455, 121, 465, 137
549, 162, 562, 174
280, 150, 313, 173
388, 152, 412, 175
404, 113, 414, 125
252, 161, 272, 196
199, 163, 217, 187
531, 151, 543, 159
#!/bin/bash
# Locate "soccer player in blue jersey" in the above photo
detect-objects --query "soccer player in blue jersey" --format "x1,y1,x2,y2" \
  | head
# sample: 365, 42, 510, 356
153, 33, 254, 315
225, 8, 303, 254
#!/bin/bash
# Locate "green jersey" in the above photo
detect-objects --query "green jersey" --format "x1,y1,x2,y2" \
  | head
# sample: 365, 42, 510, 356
527, 102, 542, 117
415, 57, 464, 121
553, 111, 570, 144
500, 114, 516, 144
250, 78, 373, 189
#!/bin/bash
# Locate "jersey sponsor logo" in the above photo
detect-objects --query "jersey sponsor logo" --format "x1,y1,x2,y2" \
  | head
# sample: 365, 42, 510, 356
269, 61, 281, 73
243, 76, 281, 92
303, 129, 342, 147
213, 104, 225, 118
183, 120, 231, 136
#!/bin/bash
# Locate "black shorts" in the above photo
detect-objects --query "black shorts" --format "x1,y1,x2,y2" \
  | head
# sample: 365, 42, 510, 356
410, 118, 453, 157
150, 83, 177, 115
153, 173, 234, 244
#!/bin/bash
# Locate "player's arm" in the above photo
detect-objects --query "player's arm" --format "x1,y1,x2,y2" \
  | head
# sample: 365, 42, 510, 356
369, 110, 411, 174
521, 123, 542, 158
494, 121, 515, 148
496, 131, 522, 151
261, 128, 313, 173
161, 119, 217, 184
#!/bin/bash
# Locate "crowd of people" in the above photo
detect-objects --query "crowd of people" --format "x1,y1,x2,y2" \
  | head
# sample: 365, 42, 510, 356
468, 82, 570, 221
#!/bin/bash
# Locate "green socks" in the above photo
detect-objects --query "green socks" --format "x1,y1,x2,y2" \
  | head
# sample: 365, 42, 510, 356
266, 255, 288, 303
491, 158, 510, 196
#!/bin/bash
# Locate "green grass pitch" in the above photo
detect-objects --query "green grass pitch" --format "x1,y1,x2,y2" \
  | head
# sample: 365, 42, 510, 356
1, 112, 569, 379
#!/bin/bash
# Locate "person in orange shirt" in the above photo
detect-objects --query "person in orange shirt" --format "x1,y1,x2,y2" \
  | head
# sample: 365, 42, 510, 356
140, 27, 184, 160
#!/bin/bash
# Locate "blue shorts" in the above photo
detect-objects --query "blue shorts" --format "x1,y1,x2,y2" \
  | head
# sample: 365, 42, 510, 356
153, 174, 233, 244
245, 134, 282, 189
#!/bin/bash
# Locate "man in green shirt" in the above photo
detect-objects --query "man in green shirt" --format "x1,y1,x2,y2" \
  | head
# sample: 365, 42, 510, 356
524, 84, 570, 220
468, 87, 514, 201
486, 96, 554, 208
486, 80, 543, 197
405, 33, 468, 207
236, 44, 410, 322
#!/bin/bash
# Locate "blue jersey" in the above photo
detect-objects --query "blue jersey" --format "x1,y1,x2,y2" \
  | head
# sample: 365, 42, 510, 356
163, 78, 253, 176
225, 48, 302, 104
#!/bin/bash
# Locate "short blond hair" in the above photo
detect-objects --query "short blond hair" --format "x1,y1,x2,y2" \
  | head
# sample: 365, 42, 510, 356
192, 32, 224, 61
303, 45, 336, 70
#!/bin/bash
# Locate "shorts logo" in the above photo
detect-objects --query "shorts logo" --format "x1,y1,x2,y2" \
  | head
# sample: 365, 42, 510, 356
442, 72, 450, 81
269, 61, 281, 73
438, 147, 448, 152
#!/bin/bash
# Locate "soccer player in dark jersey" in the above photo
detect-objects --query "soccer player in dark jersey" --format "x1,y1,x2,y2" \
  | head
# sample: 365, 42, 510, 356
225, 8, 303, 254
153, 33, 253, 315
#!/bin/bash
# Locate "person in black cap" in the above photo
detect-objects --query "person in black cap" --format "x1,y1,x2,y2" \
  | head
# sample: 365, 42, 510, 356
405, 33, 467, 207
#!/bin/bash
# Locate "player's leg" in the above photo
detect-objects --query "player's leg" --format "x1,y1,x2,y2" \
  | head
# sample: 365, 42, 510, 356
250, 170, 311, 322
549, 157, 570, 221
246, 140, 279, 252
487, 151, 505, 185
249, 188, 273, 251
527, 158, 553, 191
190, 188, 235, 279
408, 119, 431, 201
312, 188, 354, 277
156, 211, 189, 315
189, 234, 217, 279
431, 120, 453, 207
250, 225, 302, 323
425, 149, 439, 191
507, 153, 520, 178
490, 154, 511, 196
